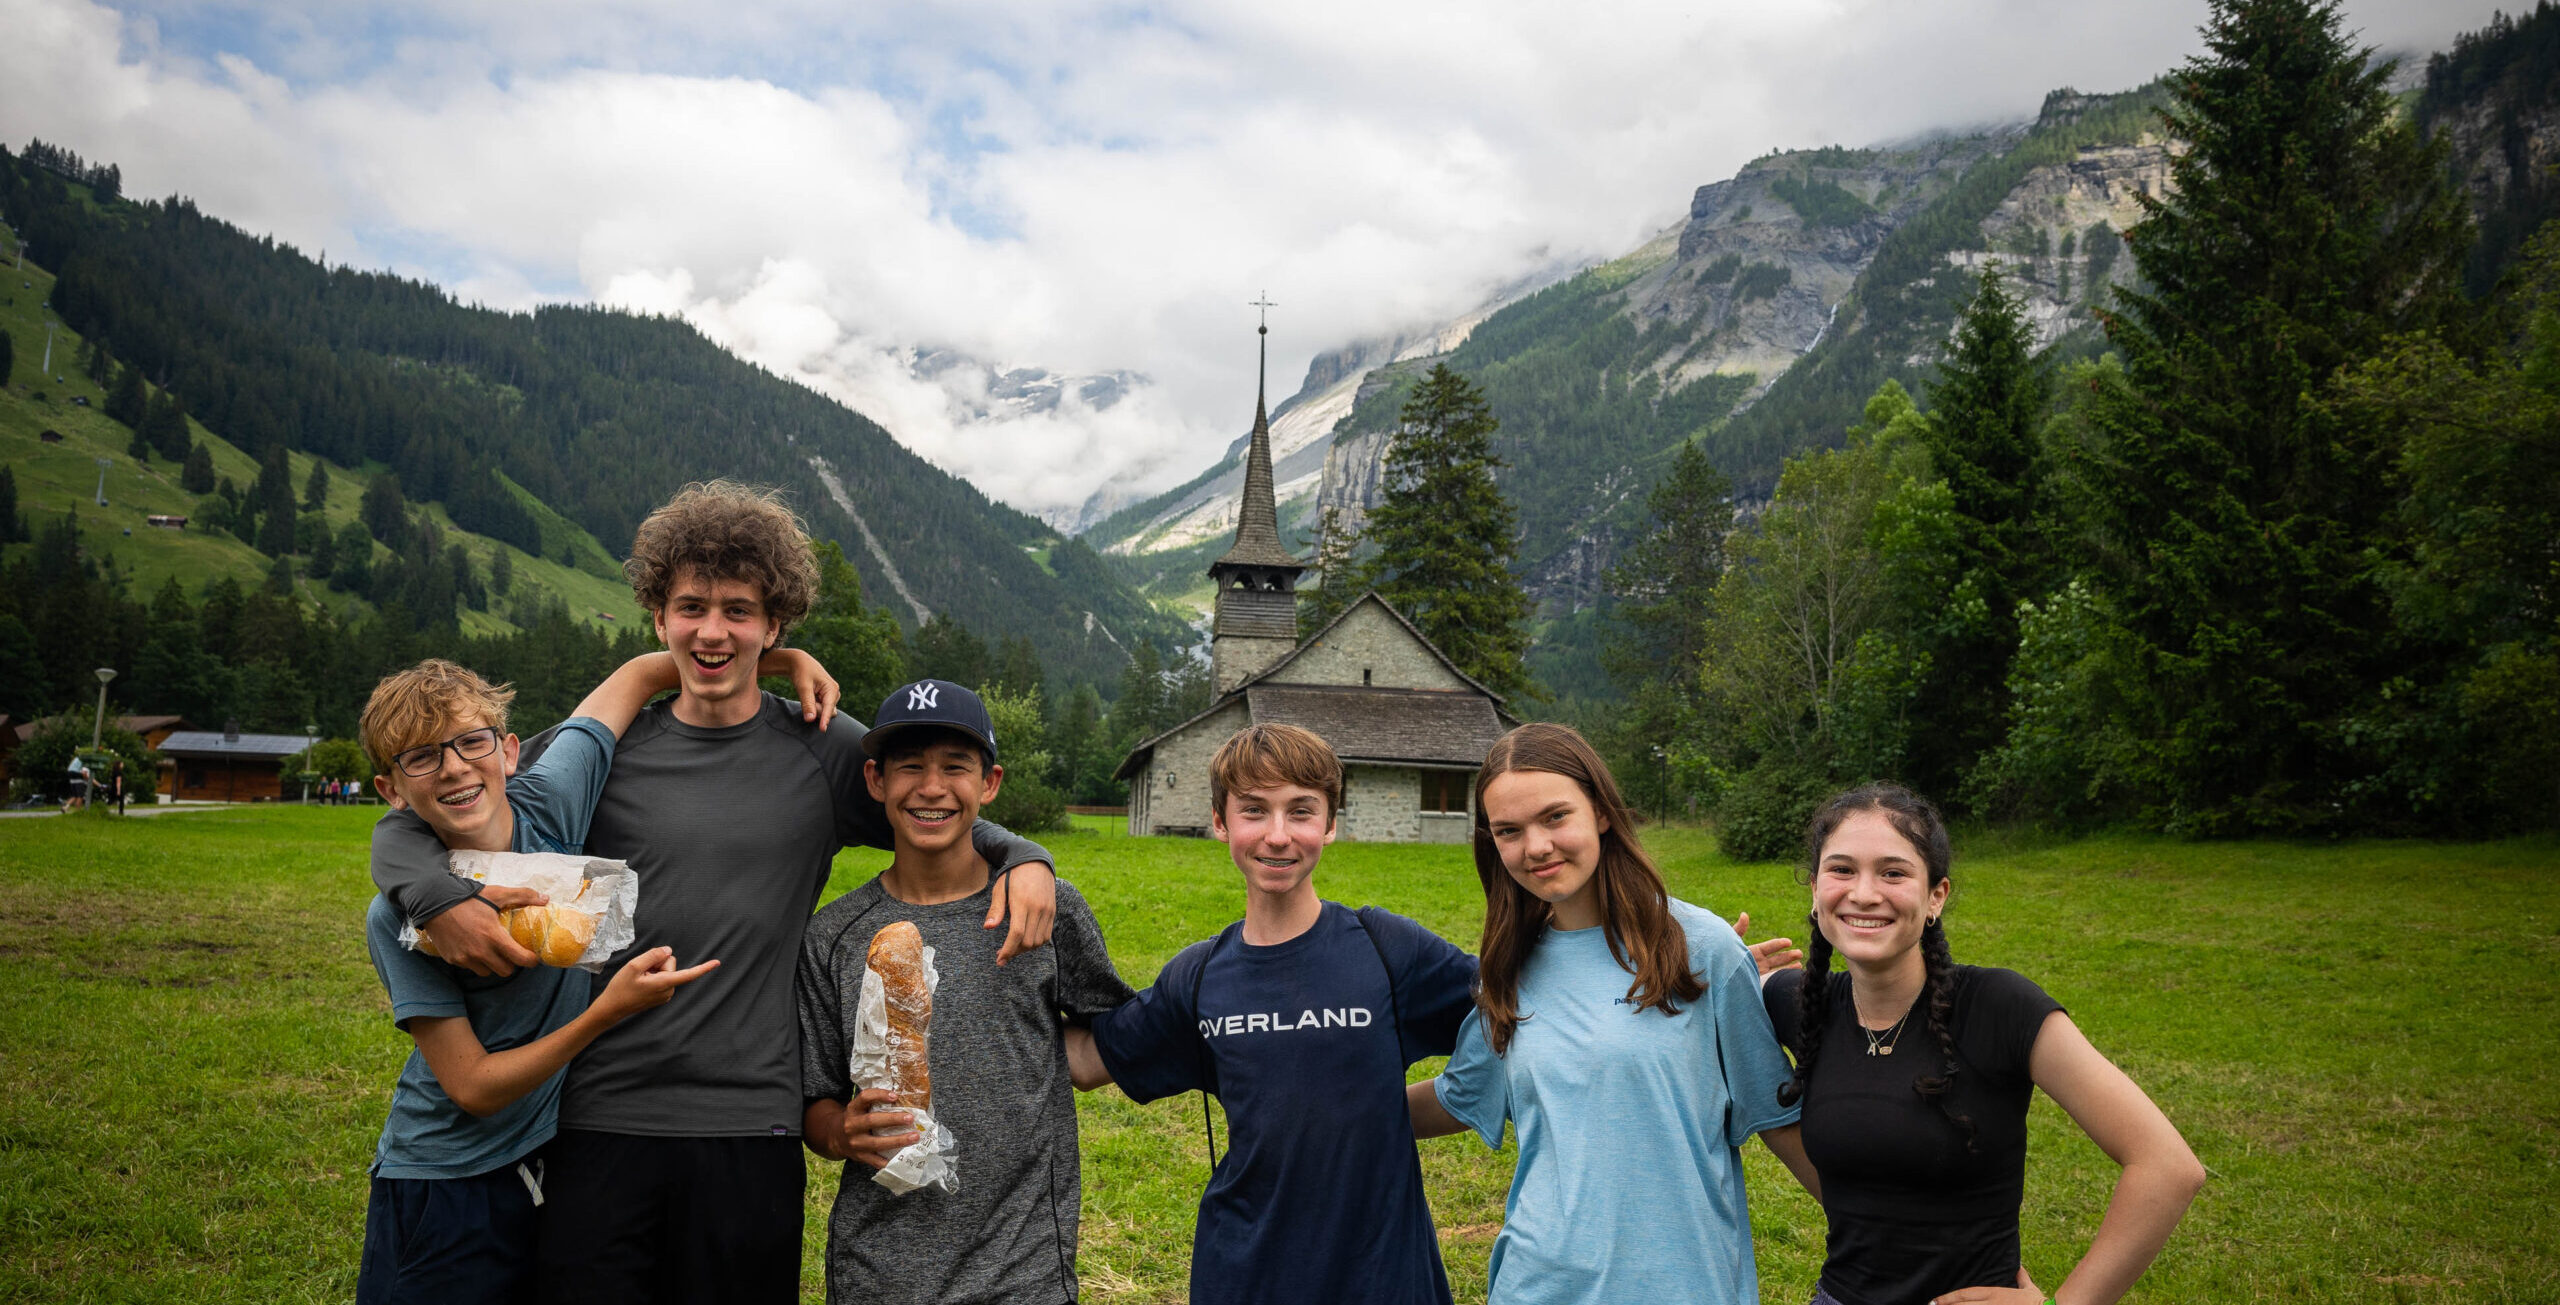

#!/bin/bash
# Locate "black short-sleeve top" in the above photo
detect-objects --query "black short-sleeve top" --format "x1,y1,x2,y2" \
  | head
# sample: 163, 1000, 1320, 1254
1764, 964, 2064, 1305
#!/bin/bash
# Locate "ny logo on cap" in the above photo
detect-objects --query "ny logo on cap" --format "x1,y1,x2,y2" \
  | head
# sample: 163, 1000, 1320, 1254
906, 682, 940, 711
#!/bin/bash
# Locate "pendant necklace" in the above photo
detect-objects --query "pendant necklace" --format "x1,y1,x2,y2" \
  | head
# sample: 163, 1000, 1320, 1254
1856, 985, 1916, 1057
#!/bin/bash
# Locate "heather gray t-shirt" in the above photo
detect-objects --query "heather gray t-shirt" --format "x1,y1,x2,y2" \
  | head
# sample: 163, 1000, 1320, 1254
370, 692, 1051, 1138
799, 877, 1132, 1305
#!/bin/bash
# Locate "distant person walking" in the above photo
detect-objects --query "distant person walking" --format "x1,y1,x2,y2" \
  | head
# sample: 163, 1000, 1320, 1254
112, 759, 128, 815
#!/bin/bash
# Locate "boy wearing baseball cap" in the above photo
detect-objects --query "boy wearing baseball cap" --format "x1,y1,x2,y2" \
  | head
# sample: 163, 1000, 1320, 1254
796, 679, 1135, 1305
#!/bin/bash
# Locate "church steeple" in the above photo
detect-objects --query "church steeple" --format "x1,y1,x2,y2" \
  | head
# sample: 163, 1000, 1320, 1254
1207, 306, 1308, 694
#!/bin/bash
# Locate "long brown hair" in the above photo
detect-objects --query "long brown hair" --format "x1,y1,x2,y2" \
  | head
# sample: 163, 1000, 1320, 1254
1471, 723, 1704, 1055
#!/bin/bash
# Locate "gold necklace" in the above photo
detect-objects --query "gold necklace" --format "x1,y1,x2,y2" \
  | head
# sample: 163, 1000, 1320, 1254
1854, 982, 1917, 1056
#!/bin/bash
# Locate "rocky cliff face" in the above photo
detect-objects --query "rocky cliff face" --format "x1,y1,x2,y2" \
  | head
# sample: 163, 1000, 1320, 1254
1949, 137, 2170, 349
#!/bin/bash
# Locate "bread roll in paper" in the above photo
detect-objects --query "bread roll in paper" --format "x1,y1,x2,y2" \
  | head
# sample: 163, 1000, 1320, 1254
866, 921, 933, 1112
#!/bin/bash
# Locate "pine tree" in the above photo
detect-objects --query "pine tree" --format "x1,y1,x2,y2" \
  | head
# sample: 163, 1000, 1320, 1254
141, 391, 189, 462
2063, 0, 2473, 832
360, 474, 407, 548
489, 547, 513, 597
253, 444, 298, 557
127, 418, 153, 462
1297, 505, 1363, 637
1908, 266, 2054, 796
1605, 438, 1735, 683
303, 458, 331, 511
1601, 438, 1736, 817
0, 465, 22, 543
1365, 364, 1536, 697
179, 442, 215, 494
103, 361, 146, 428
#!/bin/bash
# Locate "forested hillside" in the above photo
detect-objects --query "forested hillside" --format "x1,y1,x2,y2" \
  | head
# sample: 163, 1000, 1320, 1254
0, 146, 1187, 689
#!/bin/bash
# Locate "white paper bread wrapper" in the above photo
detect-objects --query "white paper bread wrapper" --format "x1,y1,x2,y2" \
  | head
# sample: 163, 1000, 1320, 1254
852, 945, 958, 1195
397, 850, 640, 974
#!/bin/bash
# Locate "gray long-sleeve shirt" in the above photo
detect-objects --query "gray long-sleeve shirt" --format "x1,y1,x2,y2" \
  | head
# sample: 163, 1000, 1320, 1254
368, 692, 1051, 1137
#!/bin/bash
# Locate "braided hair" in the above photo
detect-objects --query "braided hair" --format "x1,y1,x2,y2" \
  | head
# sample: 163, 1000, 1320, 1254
1777, 783, 1976, 1151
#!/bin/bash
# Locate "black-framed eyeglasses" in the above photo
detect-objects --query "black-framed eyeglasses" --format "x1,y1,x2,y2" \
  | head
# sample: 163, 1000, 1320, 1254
392, 727, 501, 778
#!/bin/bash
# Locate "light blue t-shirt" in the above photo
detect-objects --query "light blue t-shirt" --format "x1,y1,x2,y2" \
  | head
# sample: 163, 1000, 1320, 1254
363, 716, 616, 1180
1434, 898, 1801, 1305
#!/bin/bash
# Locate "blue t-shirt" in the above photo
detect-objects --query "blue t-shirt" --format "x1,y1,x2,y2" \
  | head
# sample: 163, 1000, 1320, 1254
1091, 902, 1479, 1305
1434, 898, 1801, 1305
363, 717, 617, 1180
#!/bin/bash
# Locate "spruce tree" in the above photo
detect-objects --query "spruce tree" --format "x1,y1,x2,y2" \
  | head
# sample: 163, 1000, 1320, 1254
302, 458, 331, 511
360, 474, 407, 548
104, 361, 146, 428
1910, 266, 2054, 796
489, 547, 513, 598
179, 442, 215, 493
1605, 438, 1735, 683
2066, 0, 2472, 832
1366, 363, 1536, 697
253, 444, 298, 557
141, 391, 189, 462
1297, 505, 1362, 637
0, 465, 22, 543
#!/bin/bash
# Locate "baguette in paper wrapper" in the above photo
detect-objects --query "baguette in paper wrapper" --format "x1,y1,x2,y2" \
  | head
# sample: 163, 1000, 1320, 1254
852, 921, 957, 1195
401, 850, 639, 974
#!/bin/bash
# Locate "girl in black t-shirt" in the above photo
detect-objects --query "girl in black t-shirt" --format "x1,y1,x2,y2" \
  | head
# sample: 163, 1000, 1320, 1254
1758, 784, 2204, 1305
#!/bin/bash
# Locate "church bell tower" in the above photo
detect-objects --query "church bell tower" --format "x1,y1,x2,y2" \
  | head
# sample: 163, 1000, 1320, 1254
1207, 317, 1307, 694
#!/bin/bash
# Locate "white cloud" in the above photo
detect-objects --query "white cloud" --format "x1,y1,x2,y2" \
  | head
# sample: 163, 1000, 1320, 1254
0, 0, 2516, 519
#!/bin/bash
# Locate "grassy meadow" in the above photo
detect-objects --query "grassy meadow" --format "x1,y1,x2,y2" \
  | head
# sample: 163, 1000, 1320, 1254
0, 807, 2552, 1302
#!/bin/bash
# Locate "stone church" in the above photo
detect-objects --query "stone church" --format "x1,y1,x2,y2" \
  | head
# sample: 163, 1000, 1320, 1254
1116, 329, 1516, 842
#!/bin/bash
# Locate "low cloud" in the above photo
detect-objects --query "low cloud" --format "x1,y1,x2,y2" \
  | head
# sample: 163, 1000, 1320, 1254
1, 0, 2510, 519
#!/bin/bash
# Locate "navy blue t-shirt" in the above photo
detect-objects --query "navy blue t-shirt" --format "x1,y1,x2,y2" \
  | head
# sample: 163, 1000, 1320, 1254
1091, 902, 1478, 1305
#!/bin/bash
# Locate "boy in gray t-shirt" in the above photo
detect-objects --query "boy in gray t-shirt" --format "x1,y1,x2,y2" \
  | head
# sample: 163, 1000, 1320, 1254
798, 680, 1133, 1304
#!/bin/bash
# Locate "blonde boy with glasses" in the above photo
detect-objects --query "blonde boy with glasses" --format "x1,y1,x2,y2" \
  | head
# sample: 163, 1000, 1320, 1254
353, 650, 828, 1304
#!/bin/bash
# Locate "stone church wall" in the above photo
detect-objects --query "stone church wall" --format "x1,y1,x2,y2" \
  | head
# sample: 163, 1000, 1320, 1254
1270, 601, 1471, 693
1341, 764, 1421, 842
1131, 699, 1250, 837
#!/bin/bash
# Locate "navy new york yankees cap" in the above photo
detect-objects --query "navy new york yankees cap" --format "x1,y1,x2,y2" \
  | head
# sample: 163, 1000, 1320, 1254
864, 678, 999, 764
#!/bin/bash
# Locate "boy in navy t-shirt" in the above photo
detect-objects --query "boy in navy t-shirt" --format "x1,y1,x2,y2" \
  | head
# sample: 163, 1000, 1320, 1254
356, 651, 826, 1303
1065, 724, 1478, 1305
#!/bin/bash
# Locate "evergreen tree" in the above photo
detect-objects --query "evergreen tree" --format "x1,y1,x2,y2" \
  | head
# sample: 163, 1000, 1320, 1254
1365, 364, 1536, 697
1111, 641, 1170, 744
1605, 438, 1735, 683
330, 520, 374, 592
302, 458, 331, 511
2059, 0, 2474, 832
1601, 438, 1735, 815
128, 418, 153, 462
303, 512, 337, 578
179, 442, 215, 494
789, 541, 905, 722
906, 611, 990, 687
141, 391, 189, 462
360, 474, 407, 548
1297, 505, 1363, 637
253, 444, 298, 557
489, 547, 513, 598
0, 465, 22, 543
103, 360, 146, 428
1906, 266, 2055, 797
992, 635, 1043, 699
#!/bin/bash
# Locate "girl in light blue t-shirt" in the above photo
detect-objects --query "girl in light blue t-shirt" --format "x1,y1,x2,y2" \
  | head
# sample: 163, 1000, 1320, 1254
1411, 723, 1819, 1305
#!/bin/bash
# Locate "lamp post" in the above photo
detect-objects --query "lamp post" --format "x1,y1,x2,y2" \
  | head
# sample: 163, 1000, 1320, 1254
90, 667, 116, 749
301, 722, 318, 804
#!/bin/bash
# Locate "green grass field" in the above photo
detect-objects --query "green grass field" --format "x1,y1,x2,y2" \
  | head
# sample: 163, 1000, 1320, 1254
0, 809, 2552, 1302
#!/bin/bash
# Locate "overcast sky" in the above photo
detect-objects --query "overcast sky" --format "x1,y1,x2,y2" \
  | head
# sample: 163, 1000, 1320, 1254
0, 0, 2509, 521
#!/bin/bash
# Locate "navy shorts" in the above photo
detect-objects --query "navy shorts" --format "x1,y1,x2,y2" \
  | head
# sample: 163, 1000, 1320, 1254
358, 1157, 544, 1305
